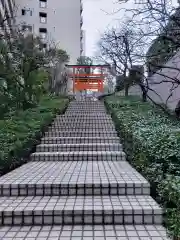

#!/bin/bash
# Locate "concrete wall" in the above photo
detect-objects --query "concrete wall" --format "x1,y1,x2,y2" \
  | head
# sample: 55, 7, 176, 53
118, 51, 180, 110
146, 50, 180, 110
128, 85, 142, 96
15, 0, 82, 64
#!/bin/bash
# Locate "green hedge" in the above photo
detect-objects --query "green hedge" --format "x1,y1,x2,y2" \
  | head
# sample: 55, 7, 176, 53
105, 95, 180, 238
0, 95, 69, 174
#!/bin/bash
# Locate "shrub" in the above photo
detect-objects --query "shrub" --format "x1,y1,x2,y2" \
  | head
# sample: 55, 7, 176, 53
0, 95, 69, 175
105, 95, 180, 238
0, 33, 69, 118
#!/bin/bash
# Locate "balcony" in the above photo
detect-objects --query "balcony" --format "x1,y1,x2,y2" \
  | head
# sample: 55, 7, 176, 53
80, 16, 83, 27
80, 1, 83, 14
80, 41, 83, 54
81, 30, 83, 39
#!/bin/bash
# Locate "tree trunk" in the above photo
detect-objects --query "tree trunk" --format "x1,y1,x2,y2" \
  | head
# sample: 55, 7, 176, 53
140, 84, 147, 102
142, 91, 147, 102
125, 85, 129, 97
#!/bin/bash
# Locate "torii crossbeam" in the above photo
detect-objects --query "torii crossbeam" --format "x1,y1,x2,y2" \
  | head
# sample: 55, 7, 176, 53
65, 64, 110, 93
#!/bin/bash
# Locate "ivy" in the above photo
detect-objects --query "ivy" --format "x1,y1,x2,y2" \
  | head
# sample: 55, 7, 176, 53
105, 95, 180, 238
0, 95, 69, 175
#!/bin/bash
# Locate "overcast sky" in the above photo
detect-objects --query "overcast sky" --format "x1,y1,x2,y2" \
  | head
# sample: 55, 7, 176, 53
83, 0, 178, 58
83, 0, 127, 57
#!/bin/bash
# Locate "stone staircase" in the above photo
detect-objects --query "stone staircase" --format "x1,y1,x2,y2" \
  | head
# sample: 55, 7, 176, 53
0, 100, 169, 239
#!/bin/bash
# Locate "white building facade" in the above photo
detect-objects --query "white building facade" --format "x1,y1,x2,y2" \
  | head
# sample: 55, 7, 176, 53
14, 0, 84, 64
82, 29, 86, 55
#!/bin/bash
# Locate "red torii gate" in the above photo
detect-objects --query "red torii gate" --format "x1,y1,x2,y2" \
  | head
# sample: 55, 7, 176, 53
65, 64, 110, 93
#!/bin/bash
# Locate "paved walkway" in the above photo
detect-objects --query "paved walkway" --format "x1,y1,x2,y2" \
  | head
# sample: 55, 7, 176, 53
0, 100, 169, 239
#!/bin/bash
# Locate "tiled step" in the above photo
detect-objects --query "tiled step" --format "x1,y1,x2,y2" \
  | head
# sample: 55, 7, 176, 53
68, 105, 105, 107
64, 114, 109, 117
66, 108, 106, 111
30, 151, 126, 161
51, 121, 114, 126
68, 103, 105, 105
44, 131, 117, 137
69, 100, 103, 103
36, 143, 122, 152
68, 104, 105, 106
67, 105, 105, 107
65, 110, 107, 112
50, 125, 116, 129
56, 115, 112, 120
66, 111, 107, 114
53, 118, 113, 122
48, 126, 116, 131
65, 109, 107, 111
66, 109, 106, 112
0, 161, 150, 196
0, 195, 162, 225
52, 120, 114, 125
54, 116, 113, 120
68, 107, 106, 110
41, 137, 120, 144
69, 101, 104, 104
0, 225, 170, 239
52, 119, 114, 126
45, 129, 117, 134
51, 122, 114, 126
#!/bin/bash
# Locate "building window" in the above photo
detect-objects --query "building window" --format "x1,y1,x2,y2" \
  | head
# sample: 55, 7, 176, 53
39, 12, 47, 23
39, 0, 47, 8
39, 28, 47, 39
22, 9, 32, 16
43, 43, 47, 48
22, 25, 32, 32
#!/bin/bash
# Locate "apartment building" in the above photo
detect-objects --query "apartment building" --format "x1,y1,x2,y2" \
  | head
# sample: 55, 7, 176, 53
81, 29, 86, 55
15, 0, 84, 64
0, 0, 15, 36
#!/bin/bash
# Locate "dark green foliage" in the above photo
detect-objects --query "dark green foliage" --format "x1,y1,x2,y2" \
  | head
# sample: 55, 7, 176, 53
0, 35, 48, 116
105, 95, 180, 238
0, 33, 69, 118
77, 56, 93, 66
115, 66, 144, 98
0, 95, 69, 175
115, 75, 127, 92
146, 36, 178, 76
146, 7, 180, 77
76, 56, 93, 75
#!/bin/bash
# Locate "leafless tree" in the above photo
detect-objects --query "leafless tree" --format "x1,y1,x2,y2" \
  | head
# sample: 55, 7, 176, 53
97, 21, 149, 99
97, 0, 180, 110
113, 0, 180, 110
